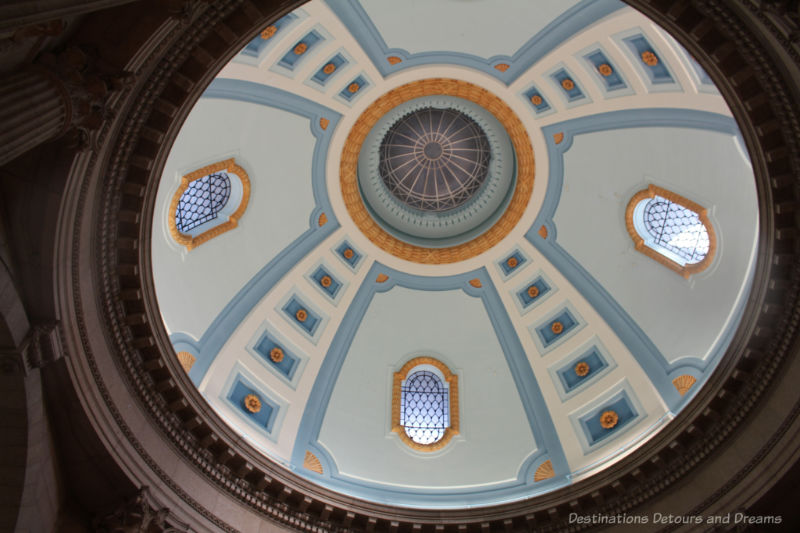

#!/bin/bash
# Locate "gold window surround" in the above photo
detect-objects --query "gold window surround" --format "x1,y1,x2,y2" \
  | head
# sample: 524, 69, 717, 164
168, 158, 251, 251
391, 356, 459, 452
625, 184, 716, 278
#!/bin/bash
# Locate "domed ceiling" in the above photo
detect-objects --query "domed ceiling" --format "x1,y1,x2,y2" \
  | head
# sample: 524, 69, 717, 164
151, 0, 758, 509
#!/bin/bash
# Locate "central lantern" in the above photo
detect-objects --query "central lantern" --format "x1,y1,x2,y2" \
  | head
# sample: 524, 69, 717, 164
340, 78, 535, 263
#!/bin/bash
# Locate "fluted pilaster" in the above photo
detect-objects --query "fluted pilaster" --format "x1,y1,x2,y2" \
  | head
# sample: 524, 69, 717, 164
0, 68, 68, 166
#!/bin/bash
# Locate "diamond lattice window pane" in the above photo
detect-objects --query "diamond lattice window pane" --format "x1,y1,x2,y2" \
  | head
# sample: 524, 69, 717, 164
175, 172, 232, 232
643, 195, 710, 264
400, 371, 449, 445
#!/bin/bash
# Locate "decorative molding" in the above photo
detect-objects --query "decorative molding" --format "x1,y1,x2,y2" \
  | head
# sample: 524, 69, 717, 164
167, 158, 251, 251
494, 63, 510, 72
625, 184, 717, 278
553, 132, 564, 144
391, 356, 460, 452
469, 278, 482, 288
176, 351, 195, 373
538, 225, 548, 239
533, 460, 555, 482
303, 451, 323, 474
340, 78, 535, 264
375, 273, 389, 283
319, 117, 329, 130
318, 212, 327, 226
673, 374, 697, 396
386, 56, 402, 65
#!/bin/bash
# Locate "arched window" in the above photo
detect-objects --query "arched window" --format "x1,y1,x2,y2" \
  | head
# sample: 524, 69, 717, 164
168, 158, 250, 250
392, 357, 459, 451
626, 185, 716, 278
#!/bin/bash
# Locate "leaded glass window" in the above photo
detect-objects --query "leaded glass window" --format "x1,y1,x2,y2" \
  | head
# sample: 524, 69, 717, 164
174, 172, 232, 233
642, 195, 710, 264
626, 185, 716, 277
400, 370, 450, 445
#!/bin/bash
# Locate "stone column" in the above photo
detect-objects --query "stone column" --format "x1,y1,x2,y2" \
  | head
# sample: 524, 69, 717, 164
0, 68, 70, 166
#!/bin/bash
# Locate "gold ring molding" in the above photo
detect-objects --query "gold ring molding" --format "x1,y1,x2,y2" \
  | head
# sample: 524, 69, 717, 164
340, 78, 535, 264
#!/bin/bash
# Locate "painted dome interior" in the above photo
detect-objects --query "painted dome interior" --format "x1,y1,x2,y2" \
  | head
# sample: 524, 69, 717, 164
151, 0, 758, 509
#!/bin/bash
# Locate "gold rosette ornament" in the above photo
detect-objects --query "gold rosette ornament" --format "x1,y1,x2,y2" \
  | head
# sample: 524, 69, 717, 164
269, 347, 284, 363
348, 82, 360, 93
561, 78, 575, 91
296, 309, 308, 322
598, 63, 613, 76
507, 257, 518, 268
343, 248, 355, 259
551, 321, 564, 334
641, 51, 658, 66
294, 42, 307, 55
244, 394, 262, 413
530, 94, 543, 106
323, 63, 336, 75
527, 285, 539, 298
575, 362, 590, 377
320, 275, 333, 288
600, 410, 619, 429
260, 26, 277, 40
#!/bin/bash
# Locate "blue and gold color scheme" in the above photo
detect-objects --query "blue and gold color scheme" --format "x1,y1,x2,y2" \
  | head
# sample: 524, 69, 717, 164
551, 67, 585, 102
335, 240, 362, 270
583, 49, 626, 91
339, 74, 369, 102
498, 250, 527, 278
623, 34, 673, 84
241, 13, 298, 59
279, 30, 324, 70
516, 276, 552, 310
248, 327, 305, 387
524, 85, 551, 114
227, 376, 278, 431
533, 306, 583, 351
556, 345, 610, 394
310, 265, 342, 300
311, 52, 348, 85
579, 391, 639, 446
281, 294, 323, 339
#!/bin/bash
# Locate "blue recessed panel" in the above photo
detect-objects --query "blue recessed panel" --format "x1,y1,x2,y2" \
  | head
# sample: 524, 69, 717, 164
310, 265, 342, 299
279, 30, 323, 70
532, 306, 585, 353
282, 295, 322, 337
339, 75, 368, 102
517, 276, 551, 309
623, 35, 673, 84
584, 50, 626, 91
241, 13, 297, 58
523, 86, 551, 114
551, 68, 585, 102
580, 393, 638, 446
252, 331, 300, 381
557, 346, 609, 393
498, 250, 527, 277
227, 378, 277, 431
311, 53, 348, 85
335, 240, 362, 270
